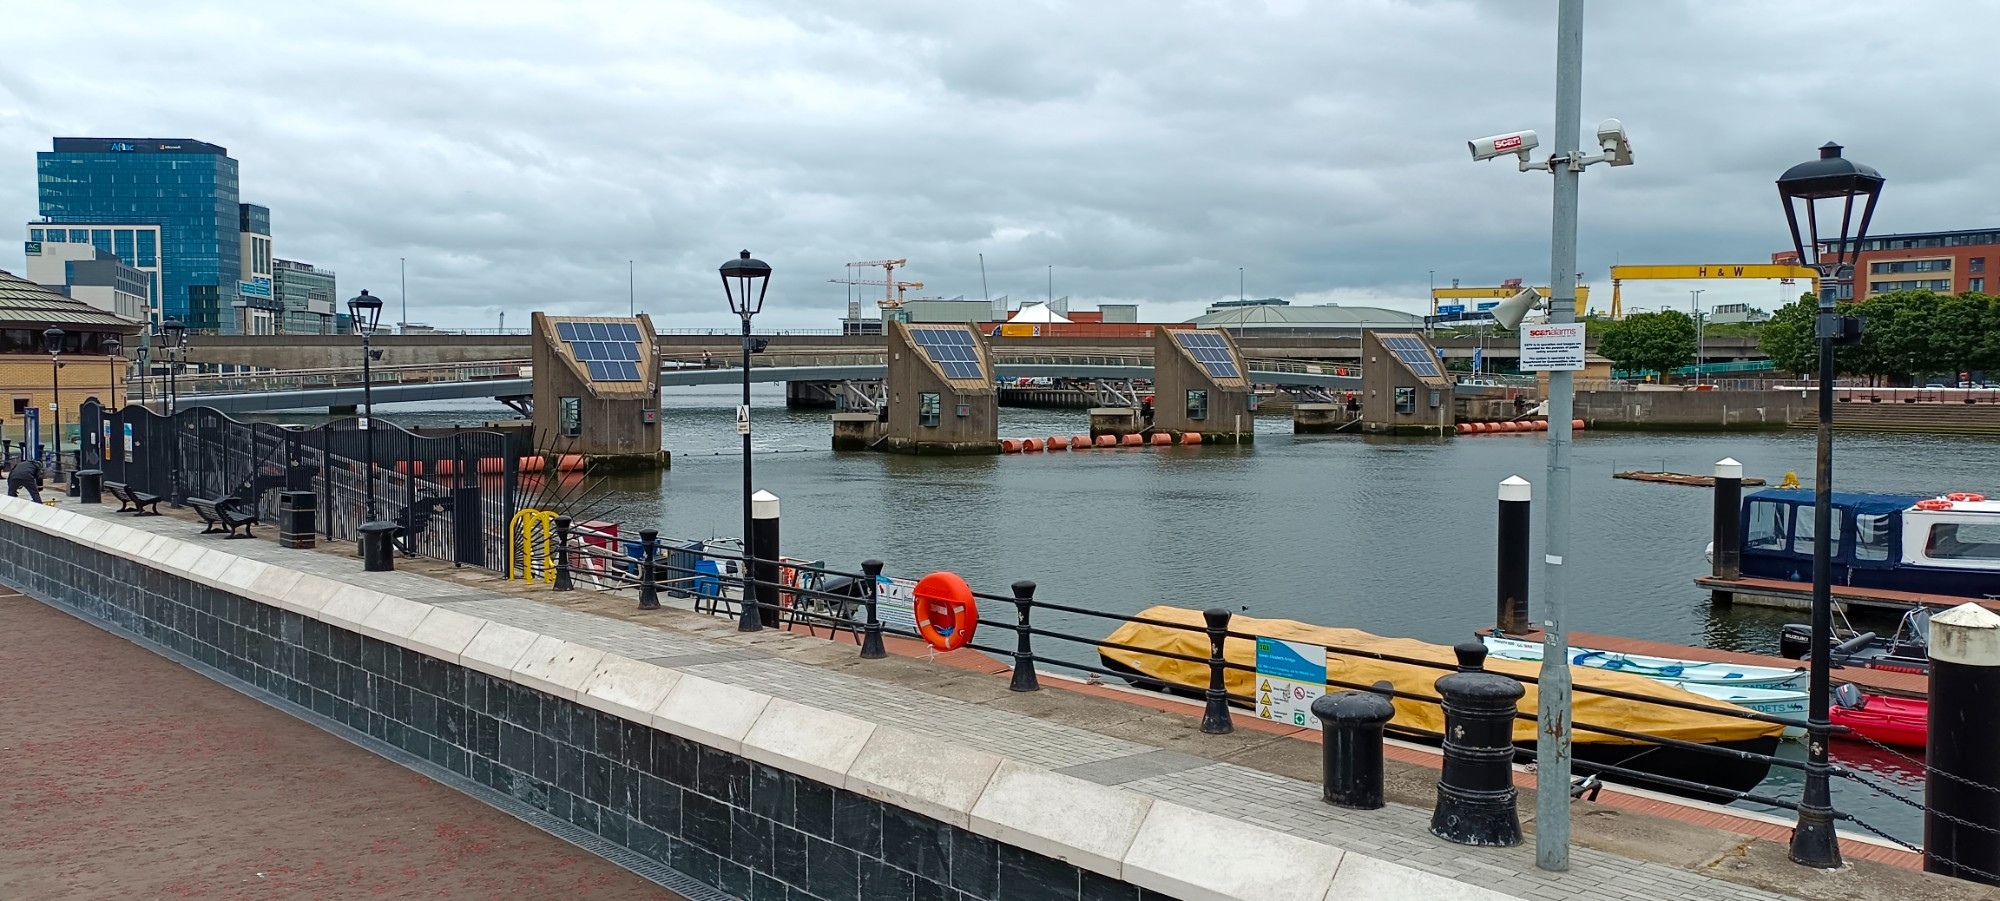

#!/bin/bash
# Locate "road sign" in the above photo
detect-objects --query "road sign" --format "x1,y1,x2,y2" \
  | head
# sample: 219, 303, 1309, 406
735, 405, 751, 435
1255, 637, 1327, 730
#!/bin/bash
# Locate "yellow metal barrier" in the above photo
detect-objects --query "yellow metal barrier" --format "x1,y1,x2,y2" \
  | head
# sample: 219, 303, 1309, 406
509, 508, 558, 582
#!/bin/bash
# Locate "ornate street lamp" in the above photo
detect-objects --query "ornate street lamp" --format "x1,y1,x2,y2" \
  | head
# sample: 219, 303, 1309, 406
104, 338, 123, 412
44, 327, 64, 483
719, 250, 772, 631
159, 318, 188, 505
347, 290, 386, 522
1775, 141, 1884, 870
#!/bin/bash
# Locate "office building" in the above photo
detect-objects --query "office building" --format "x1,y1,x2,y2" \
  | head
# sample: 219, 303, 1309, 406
35, 137, 249, 331
1789, 227, 2000, 299
24, 223, 163, 323
273, 258, 338, 334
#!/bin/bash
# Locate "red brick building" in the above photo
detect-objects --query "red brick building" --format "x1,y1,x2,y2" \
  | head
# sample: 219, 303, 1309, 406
1777, 227, 1999, 299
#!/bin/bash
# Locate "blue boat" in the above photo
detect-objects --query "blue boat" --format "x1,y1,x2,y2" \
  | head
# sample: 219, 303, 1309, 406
1730, 489, 2000, 600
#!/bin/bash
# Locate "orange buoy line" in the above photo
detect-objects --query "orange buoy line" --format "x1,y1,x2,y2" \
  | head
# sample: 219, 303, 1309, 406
1001, 432, 1209, 453
1454, 420, 1589, 436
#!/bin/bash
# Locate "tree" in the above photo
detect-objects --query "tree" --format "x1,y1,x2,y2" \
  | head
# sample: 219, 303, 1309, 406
1599, 310, 1697, 379
1759, 295, 1817, 376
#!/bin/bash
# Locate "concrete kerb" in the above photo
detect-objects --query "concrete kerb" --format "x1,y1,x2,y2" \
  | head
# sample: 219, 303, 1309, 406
459, 620, 542, 679
510, 637, 607, 701
1121, 801, 1345, 901
404, 606, 489, 664
318, 585, 387, 632
160, 542, 207, 576
217, 557, 272, 595
1326, 854, 1517, 901
578, 655, 684, 724
967, 759, 1151, 881
189, 549, 236, 586
846, 727, 1005, 831
73, 518, 113, 547
738, 698, 877, 790
356, 595, 436, 644
650, 675, 772, 756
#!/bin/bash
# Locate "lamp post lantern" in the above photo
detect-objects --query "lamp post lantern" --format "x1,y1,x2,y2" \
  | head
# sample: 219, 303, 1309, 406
104, 338, 122, 412
1775, 141, 1883, 870
720, 250, 772, 631
44, 327, 65, 481
348, 290, 386, 522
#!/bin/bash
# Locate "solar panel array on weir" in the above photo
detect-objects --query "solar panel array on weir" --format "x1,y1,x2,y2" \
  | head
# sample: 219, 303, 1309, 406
555, 321, 646, 381
1382, 335, 1443, 378
1174, 331, 1241, 379
909, 327, 985, 380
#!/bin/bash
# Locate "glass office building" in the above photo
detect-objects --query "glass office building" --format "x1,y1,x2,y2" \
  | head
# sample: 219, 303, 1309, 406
36, 138, 243, 327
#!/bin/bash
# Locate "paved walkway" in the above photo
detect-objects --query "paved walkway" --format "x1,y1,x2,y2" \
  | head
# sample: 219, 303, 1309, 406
34, 504, 1825, 901
0, 585, 682, 901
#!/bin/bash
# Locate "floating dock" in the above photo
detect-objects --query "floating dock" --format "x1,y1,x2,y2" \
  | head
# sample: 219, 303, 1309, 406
1615, 470, 1767, 487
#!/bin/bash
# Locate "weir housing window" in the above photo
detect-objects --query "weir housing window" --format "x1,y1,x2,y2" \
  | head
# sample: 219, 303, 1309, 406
1394, 387, 1415, 415
1186, 389, 1208, 421
918, 393, 940, 427
559, 396, 581, 437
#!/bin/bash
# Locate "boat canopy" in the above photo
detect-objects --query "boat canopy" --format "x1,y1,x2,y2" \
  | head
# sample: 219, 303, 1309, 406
1744, 489, 1921, 516
1100, 607, 1782, 746
1741, 489, 1923, 574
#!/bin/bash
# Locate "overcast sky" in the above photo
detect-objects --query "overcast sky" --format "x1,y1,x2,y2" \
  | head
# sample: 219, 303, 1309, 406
3, 0, 1996, 330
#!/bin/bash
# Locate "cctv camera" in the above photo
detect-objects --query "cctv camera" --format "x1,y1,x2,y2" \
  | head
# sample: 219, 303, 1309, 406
1492, 287, 1545, 331
1469, 130, 1539, 163
1595, 118, 1633, 166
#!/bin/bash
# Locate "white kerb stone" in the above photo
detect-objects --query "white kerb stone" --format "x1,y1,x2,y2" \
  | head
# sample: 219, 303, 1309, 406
969, 760, 1150, 879
652, 676, 772, 756
43, 509, 83, 533
1326, 854, 1515, 901
460, 620, 542, 679
740, 699, 876, 789
270, 572, 337, 615
404, 607, 489, 664
579, 655, 684, 724
219, 557, 271, 592
511, 637, 606, 700
132, 534, 174, 563
74, 518, 113, 547
108, 528, 154, 558
318, 585, 387, 631
847, 728, 1003, 830
162, 543, 207, 575
189, 549, 236, 585
1122, 801, 1343, 901
356, 595, 435, 643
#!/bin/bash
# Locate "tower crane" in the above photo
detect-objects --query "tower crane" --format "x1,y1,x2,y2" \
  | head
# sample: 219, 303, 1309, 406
829, 258, 925, 308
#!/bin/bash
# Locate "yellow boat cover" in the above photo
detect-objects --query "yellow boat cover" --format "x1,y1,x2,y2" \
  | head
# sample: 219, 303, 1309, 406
1101, 606, 1782, 746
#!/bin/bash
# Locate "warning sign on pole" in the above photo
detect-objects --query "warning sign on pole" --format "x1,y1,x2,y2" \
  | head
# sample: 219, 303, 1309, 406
735, 405, 750, 435
1254, 637, 1327, 730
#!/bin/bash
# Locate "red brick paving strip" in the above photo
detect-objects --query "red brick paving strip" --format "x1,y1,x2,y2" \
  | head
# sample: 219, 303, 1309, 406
0, 589, 681, 901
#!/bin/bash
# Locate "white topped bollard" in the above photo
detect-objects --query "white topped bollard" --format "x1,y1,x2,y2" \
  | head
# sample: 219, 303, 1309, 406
749, 490, 781, 629
1926, 602, 2000, 886
1710, 458, 1744, 603
1496, 476, 1531, 635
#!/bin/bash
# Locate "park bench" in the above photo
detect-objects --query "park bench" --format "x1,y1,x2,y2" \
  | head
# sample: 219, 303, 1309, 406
104, 481, 163, 516
188, 496, 259, 539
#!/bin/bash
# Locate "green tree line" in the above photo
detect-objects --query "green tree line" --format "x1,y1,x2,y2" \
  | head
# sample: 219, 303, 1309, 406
1758, 290, 2000, 382
1596, 309, 1697, 378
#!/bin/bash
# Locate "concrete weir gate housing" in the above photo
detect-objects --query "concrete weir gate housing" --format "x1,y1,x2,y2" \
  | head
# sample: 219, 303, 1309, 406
531, 311, 669, 469
835, 320, 1000, 455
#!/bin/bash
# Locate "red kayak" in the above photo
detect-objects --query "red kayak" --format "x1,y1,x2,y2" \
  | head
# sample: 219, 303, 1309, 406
1831, 690, 1928, 749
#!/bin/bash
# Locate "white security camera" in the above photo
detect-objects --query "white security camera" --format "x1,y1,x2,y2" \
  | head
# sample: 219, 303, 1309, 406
1469, 130, 1539, 163
1595, 118, 1633, 166
1491, 287, 1545, 330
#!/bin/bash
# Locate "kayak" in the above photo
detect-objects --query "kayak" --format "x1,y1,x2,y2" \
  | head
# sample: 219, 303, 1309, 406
1665, 681, 1806, 740
1484, 635, 1807, 691
1831, 690, 1928, 749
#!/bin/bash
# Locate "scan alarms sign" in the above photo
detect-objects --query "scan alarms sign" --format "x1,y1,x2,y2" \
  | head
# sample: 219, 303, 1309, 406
1492, 134, 1525, 153
1520, 323, 1586, 371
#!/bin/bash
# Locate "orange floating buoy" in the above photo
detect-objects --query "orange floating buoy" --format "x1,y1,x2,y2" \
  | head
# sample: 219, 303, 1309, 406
1073, 435, 1094, 449
1095, 435, 1118, 448
1571, 419, 1586, 430
1001, 438, 1022, 453
1460, 422, 1483, 434
1023, 438, 1043, 452
1181, 432, 1203, 445
1150, 432, 1173, 445
555, 454, 587, 472
1533, 420, 1550, 431
1120, 434, 1144, 447
1047, 436, 1069, 450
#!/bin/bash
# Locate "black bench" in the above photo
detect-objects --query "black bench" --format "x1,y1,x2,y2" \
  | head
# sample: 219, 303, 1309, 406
188, 496, 258, 539
104, 481, 162, 516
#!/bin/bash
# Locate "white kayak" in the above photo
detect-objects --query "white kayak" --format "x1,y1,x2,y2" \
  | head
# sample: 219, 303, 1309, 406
1667, 680, 1808, 740
1483, 635, 1808, 691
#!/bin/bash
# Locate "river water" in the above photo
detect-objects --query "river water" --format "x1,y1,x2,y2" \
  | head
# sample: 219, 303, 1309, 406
279, 385, 1998, 844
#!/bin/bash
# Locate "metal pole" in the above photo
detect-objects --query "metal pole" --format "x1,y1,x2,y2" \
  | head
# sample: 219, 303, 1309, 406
737, 311, 760, 632
400, 258, 407, 336
1535, 0, 1585, 873
1790, 275, 1843, 868
362, 328, 378, 521
1691, 289, 1705, 387
50, 350, 62, 482
629, 260, 636, 316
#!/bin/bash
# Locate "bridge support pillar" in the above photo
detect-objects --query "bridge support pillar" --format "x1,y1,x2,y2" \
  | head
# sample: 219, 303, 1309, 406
831, 412, 886, 451
1089, 407, 1143, 438
1293, 403, 1350, 434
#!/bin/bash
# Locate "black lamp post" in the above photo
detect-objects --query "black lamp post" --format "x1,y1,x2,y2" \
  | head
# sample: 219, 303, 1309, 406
720, 250, 772, 632
104, 338, 123, 412
348, 290, 386, 522
44, 327, 65, 482
160, 318, 187, 505
1776, 141, 1884, 870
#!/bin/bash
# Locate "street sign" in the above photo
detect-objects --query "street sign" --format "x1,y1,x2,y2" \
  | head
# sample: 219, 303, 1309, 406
357, 416, 371, 431
1520, 323, 1586, 371
1254, 637, 1327, 730
735, 405, 750, 435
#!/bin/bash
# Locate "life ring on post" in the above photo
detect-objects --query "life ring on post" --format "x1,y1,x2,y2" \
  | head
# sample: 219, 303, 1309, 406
913, 571, 978, 651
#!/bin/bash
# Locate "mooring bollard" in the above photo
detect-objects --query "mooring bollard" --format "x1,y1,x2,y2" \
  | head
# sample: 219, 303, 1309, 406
1710, 457, 1744, 604
359, 521, 399, 573
637, 528, 661, 610
1496, 475, 1530, 635
552, 515, 574, 591
1312, 683, 1396, 810
1925, 602, 2000, 886
1010, 580, 1040, 692
1431, 641, 1524, 847
751, 490, 781, 628
1201, 607, 1235, 734
858, 559, 887, 659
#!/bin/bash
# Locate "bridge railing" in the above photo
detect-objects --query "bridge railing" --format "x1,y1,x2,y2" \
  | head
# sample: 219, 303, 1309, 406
158, 359, 533, 399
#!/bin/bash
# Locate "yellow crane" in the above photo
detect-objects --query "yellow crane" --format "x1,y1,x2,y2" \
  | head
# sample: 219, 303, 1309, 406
1607, 264, 1818, 319
830, 259, 925, 308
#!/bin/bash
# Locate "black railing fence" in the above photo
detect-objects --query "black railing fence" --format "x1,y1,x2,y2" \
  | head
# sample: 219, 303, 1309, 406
80, 399, 519, 571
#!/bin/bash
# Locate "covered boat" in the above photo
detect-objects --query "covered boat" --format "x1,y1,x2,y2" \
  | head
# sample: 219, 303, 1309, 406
1729, 489, 2000, 600
1100, 607, 1784, 794
1483, 635, 1806, 690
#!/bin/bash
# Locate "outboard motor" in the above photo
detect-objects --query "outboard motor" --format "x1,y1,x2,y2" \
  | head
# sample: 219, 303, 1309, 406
1833, 681, 1864, 710
1779, 624, 1813, 661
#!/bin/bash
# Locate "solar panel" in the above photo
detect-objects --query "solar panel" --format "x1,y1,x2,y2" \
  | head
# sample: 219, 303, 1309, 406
557, 321, 646, 381
910, 327, 985, 380
1174, 331, 1240, 380
1383, 336, 1442, 378
617, 323, 641, 341
556, 322, 579, 341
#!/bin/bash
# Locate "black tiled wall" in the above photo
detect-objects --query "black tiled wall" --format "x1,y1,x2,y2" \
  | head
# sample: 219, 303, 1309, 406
0, 522, 1171, 901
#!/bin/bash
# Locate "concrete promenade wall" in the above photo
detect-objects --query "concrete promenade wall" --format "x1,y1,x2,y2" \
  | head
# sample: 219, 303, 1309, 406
1573, 389, 1812, 431
0, 497, 1502, 901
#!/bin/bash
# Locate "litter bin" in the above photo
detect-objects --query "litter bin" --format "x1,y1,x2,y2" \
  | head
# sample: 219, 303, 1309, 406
75, 469, 103, 505
279, 490, 317, 549
359, 521, 400, 572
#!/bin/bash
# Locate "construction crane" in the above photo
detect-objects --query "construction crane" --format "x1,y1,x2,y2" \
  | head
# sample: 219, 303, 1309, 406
829, 259, 925, 309
1607, 264, 1817, 319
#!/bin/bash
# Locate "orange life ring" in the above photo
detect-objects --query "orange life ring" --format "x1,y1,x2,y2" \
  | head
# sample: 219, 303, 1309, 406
1915, 498, 1953, 511
1946, 492, 1986, 502
913, 572, 977, 651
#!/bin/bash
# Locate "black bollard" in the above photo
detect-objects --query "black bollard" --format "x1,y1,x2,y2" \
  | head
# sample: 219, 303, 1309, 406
637, 528, 661, 610
1711, 457, 1743, 605
553, 515, 574, 591
751, 490, 781, 628
1010, 580, 1040, 692
1312, 683, 1396, 810
359, 521, 399, 573
1925, 603, 2000, 886
1200, 608, 1235, 735
76, 469, 103, 504
858, 559, 887, 659
1496, 476, 1531, 635
1431, 641, 1524, 847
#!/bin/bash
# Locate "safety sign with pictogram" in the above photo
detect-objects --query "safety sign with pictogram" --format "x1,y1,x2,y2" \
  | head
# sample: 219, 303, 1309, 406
1254, 637, 1328, 730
